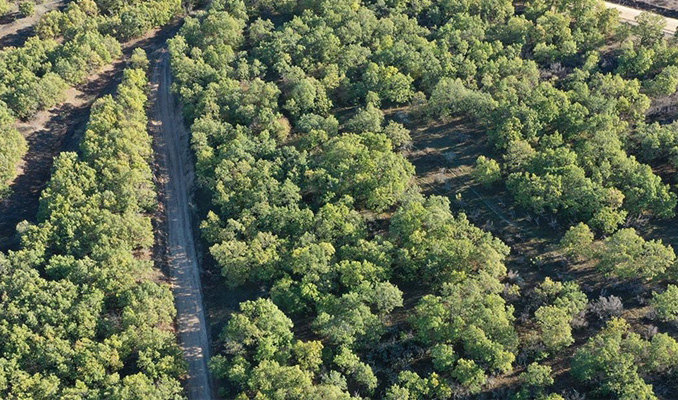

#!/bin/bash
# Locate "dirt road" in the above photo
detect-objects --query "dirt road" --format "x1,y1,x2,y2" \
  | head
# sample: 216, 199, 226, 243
0, 0, 64, 48
605, 1, 678, 34
151, 53, 213, 400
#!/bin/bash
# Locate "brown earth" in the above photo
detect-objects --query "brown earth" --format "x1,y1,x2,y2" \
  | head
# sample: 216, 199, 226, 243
0, 0, 65, 49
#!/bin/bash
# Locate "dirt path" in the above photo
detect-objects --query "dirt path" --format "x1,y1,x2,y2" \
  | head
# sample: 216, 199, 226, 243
0, 21, 184, 251
605, 1, 678, 34
0, 0, 65, 48
150, 52, 213, 400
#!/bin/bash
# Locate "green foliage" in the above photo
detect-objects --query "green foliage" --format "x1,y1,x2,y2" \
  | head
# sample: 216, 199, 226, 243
334, 346, 378, 392
18, 1, 34, 17
597, 228, 676, 281
646, 66, 678, 96
0, 0, 184, 199
452, 359, 485, 394
428, 78, 497, 121
129, 47, 150, 72
560, 223, 594, 259
634, 12, 666, 47
571, 318, 678, 399
651, 285, 678, 323
522, 362, 554, 389
390, 196, 509, 284
344, 104, 384, 134
535, 306, 574, 352
165, 0, 678, 397
0, 104, 27, 195
533, 278, 588, 354
410, 275, 518, 376
0, 0, 9, 16
361, 63, 414, 104
0, 64, 184, 397
472, 156, 501, 188
210, 299, 355, 398
312, 132, 414, 211
589, 206, 627, 235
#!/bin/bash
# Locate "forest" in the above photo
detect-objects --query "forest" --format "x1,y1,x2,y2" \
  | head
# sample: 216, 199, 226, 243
2, 0, 678, 398
0, 52, 185, 398
166, 0, 678, 398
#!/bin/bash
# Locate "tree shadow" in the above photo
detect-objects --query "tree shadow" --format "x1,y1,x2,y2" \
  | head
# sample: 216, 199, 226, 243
0, 25, 33, 48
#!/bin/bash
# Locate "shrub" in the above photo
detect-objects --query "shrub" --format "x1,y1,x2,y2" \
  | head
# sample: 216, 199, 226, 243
18, 1, 35, 17
473, 156, 501, 188
650, 285, 678, 322
589, 296, 624, 321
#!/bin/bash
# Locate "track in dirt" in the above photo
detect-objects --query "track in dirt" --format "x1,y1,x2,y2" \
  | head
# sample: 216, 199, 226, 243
0, 20, 185, 251
150, 52, 214, 400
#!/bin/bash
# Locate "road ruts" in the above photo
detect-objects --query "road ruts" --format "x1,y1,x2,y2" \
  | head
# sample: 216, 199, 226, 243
151, 52, 213, 400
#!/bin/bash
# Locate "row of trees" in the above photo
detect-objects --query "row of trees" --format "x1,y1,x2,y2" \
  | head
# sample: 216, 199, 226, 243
0, 103, 26, 195
0, 51, 185, 399
0, 0, 186, 196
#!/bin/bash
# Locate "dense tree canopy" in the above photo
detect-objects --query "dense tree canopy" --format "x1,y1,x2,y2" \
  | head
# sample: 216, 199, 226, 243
0, 54, 185, 398
166, 0, 678, 398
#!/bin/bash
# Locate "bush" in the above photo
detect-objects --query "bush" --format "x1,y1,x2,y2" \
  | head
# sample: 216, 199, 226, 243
651, 285, 678, 322
472, 156, 501, 188
18, 1, 35, 17
522, 362, 554, 389
589, 296, 624, 321
0, 0, 10, 16
560, 223, 594, 259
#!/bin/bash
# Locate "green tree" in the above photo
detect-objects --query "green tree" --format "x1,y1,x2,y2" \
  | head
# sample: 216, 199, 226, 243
597, 228, 676, 281
572, 318, 657, 399
18, 1, 35, 17
651, 285, 678, 323
312, 132, 414, 211
521, 362, 554, 390
646, 66, 678, 97
560, 223, 594, 259
535, 305, 574, 353
472, 156, 501, 188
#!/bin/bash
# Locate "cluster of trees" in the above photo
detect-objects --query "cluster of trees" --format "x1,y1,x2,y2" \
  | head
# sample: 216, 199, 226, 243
168, 0, 678, 397
572, 318, 678, 399
420, 0, 678, 232
0, 0, 186, 196
0, 52, 185, 399
37, 0, 184, 42
561, 223, 677, 281
168, 0, 528, 397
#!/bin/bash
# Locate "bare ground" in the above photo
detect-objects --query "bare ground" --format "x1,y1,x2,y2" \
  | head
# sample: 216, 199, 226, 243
0, 0, 65, 49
